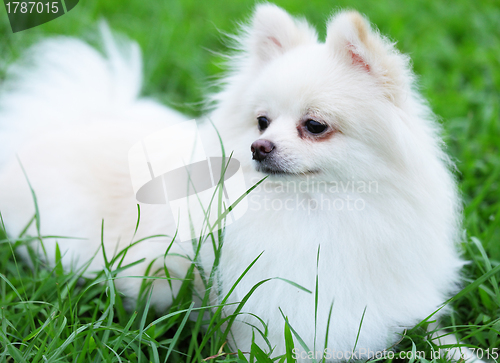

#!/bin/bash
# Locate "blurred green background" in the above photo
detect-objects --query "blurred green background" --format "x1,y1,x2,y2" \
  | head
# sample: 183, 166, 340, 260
1, 0, 499, 255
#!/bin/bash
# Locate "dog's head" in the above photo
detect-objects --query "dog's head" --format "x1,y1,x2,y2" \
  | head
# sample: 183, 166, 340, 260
213, 4, 431, 184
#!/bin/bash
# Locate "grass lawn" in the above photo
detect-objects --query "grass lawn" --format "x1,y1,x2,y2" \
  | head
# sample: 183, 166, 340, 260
1, 0, 499, 362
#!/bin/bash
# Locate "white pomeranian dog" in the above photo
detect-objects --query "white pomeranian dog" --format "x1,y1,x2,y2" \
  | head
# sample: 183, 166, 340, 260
0, 3, 480, 361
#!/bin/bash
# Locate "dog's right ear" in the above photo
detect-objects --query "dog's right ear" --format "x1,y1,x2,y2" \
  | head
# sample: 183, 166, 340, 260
245, 4, 317, 67
325, 11, 412, 105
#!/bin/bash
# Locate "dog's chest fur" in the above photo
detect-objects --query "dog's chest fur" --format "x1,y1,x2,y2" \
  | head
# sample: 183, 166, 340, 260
214, 186, 461, 356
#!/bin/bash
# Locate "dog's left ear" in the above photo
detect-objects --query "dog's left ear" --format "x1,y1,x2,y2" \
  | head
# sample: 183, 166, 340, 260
246, 4, 318, 67
326, 11, 411, 104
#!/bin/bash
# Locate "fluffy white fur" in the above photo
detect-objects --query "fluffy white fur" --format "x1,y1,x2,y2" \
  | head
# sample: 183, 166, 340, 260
0, 4, 479, 361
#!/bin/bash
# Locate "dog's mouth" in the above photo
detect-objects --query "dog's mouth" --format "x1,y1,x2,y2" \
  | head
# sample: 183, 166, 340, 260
255, 163, 319, 176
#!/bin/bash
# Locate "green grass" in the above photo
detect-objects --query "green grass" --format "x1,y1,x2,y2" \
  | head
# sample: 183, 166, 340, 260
1, 0, 500, 362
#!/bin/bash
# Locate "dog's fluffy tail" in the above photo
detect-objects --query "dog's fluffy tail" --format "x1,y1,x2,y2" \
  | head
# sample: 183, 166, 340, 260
0, 23, 143, 167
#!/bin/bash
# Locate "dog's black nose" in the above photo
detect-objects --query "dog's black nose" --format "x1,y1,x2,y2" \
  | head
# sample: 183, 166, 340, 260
251, 139, 275, 161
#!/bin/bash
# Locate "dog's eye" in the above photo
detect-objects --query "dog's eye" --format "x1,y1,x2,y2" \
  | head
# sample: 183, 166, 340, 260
258, 116, 270, 131
305, 119, 327, 134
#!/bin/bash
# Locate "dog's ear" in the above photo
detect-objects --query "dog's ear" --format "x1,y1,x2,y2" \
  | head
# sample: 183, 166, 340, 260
326, 11, 411, 104
246, 4, 317, 66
